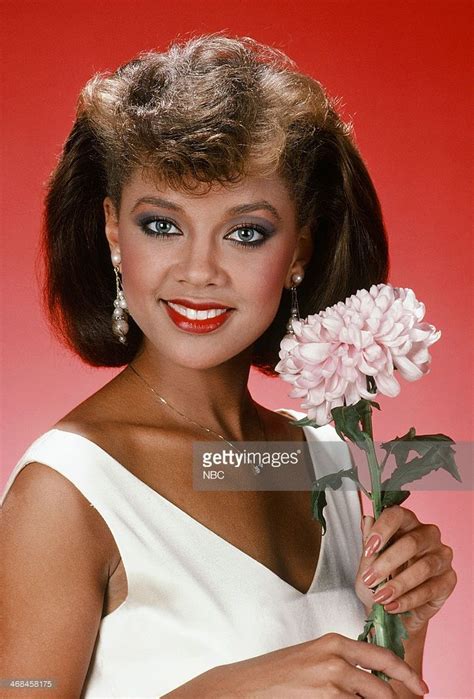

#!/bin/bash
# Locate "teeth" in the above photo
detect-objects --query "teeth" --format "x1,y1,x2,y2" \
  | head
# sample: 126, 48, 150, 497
167, 301, 228, 320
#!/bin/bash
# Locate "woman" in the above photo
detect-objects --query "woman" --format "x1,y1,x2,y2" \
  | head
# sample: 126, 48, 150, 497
1, 34, 456, 698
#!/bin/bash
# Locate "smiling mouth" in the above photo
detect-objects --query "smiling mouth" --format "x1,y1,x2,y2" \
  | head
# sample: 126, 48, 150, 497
161, 299, 233, 320
162, 299, 231, 320
159, 299, 235, 334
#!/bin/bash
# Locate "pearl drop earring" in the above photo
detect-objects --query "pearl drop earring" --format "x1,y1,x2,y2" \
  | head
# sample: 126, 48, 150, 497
111, 250, 129, 344
285, 271, 304, 337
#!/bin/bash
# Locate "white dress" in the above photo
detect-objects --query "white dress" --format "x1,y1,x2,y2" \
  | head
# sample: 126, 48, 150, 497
1, 408, 366, 699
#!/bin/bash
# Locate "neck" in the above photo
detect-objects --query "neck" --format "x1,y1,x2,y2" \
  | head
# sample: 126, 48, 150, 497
122, 344, 263, 441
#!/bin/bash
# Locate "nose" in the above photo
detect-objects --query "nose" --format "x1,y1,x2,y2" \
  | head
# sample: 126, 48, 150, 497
175, 235, 225, 287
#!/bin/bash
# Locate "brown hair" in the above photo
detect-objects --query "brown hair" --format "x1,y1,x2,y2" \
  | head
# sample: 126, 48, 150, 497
41, 33, 389, 376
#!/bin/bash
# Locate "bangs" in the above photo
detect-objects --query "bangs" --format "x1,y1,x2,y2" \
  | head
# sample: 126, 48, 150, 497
79, 36, 326, 205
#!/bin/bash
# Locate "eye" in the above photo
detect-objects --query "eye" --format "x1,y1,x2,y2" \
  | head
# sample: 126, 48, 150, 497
225, 224, 270, 248
139, 217, 181, 237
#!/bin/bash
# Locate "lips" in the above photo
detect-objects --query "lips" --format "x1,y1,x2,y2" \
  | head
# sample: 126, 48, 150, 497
164, 297, 233, 310
161, 299, 234, 334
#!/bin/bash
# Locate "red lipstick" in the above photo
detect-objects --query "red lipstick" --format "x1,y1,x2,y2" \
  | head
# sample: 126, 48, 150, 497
161, 299, 234, 334
166, 297, 232, 310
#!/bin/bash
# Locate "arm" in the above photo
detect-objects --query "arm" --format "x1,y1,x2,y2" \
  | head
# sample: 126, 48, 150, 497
0, 462, 116, 697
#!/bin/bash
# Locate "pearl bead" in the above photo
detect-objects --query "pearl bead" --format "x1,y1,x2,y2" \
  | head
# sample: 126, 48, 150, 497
111, 250, 121, 266
113, 319, 129, 335
119, 298, 128, 310
292, 272, 304, 285
112, 308, 123, 319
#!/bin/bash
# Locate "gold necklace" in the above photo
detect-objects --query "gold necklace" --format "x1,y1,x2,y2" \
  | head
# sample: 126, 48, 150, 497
128, 363, 266, 474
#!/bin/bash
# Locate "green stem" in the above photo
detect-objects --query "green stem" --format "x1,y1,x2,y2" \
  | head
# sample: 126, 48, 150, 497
360, 404, 383, 519
360, 401, 393, 681
373, 604, 389, 647
372, 605, 391, 681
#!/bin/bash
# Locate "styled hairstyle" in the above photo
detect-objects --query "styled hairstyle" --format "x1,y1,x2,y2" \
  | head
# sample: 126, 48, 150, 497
41, 33, 389, 376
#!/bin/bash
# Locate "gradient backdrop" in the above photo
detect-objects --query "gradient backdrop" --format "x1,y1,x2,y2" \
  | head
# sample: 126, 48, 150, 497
1, 1, 472, 697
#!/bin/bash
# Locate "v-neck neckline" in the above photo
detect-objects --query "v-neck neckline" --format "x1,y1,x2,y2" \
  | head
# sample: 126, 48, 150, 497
45, 410, 326, 597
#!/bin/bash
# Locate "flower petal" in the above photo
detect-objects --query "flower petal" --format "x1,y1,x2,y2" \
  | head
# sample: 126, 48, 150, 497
298, 342, 332, 363
393, 355, 424, 381
375, 372, 401, 397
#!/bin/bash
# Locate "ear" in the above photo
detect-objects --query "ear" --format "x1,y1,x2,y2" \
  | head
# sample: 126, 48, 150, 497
103, 196, 120, 253
285, 223, 313, 289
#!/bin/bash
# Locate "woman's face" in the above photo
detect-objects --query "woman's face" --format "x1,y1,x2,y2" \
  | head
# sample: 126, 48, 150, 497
104, 168, 312, 370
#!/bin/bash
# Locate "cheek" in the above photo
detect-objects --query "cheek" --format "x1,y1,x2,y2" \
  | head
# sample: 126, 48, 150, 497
241, 247, 292, 315
254, 242, 293, 290
118, 238, 164, 304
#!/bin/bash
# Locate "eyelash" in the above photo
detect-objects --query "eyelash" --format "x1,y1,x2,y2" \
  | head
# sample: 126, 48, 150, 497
138, 217, 271, 249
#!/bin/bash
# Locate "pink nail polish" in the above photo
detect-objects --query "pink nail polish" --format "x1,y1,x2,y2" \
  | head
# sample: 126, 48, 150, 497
364, 534, 382, 557
384, 601, 399, 612
362, 568, 377, 586
373, 586, 393, 603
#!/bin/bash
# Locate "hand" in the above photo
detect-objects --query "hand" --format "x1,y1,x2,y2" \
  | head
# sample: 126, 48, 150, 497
163, 633, 429, 698
356, 505, 457, 633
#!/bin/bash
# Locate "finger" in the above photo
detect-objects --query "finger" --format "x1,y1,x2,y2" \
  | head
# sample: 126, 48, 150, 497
363, 506, 420, 558
341, 638, 428, 696
361, 514, 375, 541
382, 569, 458, 616
360, 525, 442, 589
358, 515, 377, 585
317, 657, 395, 699
369, 547, 454, 606
343, 664, 397, 699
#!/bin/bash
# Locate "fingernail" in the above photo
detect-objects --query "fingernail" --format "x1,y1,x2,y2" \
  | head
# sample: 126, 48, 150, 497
362, 567, 377, 586
417, 678, 430, 694
364, 534, 382, 557
384, 601, 399, 612
372, 586, 394, 603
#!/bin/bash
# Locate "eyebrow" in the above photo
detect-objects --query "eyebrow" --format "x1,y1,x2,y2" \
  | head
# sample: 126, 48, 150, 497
130, 196, 282, 222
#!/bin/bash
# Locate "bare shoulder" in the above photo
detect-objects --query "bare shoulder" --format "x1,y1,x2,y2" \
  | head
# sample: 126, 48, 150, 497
48, 369, 162, 567
3, 374, 132, 580
2, 459, 116, 580
52, 367, 130, 433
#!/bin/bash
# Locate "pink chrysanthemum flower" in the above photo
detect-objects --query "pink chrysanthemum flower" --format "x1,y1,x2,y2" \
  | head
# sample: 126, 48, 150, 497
275, 284, 441, 425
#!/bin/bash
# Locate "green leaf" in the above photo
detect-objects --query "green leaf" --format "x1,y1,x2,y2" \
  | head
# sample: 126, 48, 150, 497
358, 610, 375, 643
380, 428, 462, 496
312, 488, 328, 535
383, 611, 409, 660
381, 489, 411, 509
380, 427, 417, 468
330, 399, 374, 451
287, 416, 323, 428
381, 430, 460, 479
311, 467, 359, 534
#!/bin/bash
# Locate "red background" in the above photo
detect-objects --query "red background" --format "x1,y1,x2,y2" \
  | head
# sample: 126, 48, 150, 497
1, 1, 472, 696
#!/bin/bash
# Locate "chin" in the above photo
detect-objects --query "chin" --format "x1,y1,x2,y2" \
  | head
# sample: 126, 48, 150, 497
158, 337, 257, 370
169, 351, 241, 371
